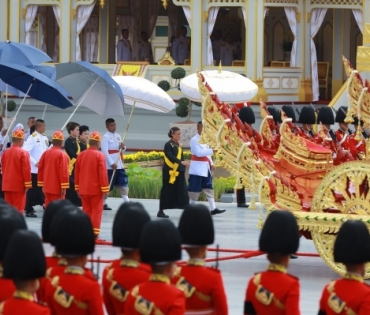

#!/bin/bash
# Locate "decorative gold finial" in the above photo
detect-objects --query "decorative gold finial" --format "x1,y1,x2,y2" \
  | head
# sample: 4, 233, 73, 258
100, 0, 105, 8
218, 61, 222, 73
162, 0, 168, 9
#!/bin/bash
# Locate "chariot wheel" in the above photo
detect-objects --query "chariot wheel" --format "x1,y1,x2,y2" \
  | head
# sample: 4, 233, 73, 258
310, 161, 370, 278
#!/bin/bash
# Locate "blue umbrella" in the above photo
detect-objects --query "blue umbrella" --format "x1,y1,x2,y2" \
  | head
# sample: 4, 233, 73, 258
0, 62, 73, 139
55, 61, 125, 129
0, 41, 52, 66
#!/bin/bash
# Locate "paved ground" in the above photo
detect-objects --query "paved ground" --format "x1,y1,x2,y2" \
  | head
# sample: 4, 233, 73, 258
26, 198, 347, 315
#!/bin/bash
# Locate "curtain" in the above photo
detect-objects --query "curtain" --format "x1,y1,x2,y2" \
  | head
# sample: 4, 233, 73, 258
52, 5, 61, 62
207, 7, 219, 66
76, 3, 95, 61
284, 8, 297, 67
183, 6, 192, 29
352, 9, 363, 33
117, 15, 132, 39
241, 7, 247, 25
83, 16, 99, 62
25, 5, 38, 46
264, 7, 268, 19
310, 8, 327, 101
39, 7, 47, 52
129, 0, 141, 47
167, 0, 178, 38
147, 0, 160, 38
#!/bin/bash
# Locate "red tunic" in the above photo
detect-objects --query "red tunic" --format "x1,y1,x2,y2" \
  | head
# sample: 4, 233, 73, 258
1, 145, 31, 192
0, 291, 50, 315
38, 146, 69, 195
0, 276, 15, 303
171, 260, 228, 315
102, 259, 151, 315
348, 134, 366, 160
44, 266, 104, 315
124, 274, 186, 315
318, 274, 370, 315
244, 264, 300, 315
75, 147, 109, 196
335, 130, 350, 151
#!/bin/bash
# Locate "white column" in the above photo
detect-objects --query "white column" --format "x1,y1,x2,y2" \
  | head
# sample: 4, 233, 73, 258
59, 1, 71, 62
9, 0, 20, 42
0, 0, 7, 41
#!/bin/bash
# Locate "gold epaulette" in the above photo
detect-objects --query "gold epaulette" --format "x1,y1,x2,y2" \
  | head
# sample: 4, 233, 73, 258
326, 280, 357, 315
32, 133, 37, 137
65, 266, 84, 275
253, 273, 285, 310
131, 286, 164, 315
120, 259, 139, 268
51, 276, 88, 310
175, 268, 211, 302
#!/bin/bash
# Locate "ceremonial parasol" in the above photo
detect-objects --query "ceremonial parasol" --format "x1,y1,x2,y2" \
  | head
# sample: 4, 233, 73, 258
180, 69, 258, 103
111, 75, 176, 186
55, 62, 125, 130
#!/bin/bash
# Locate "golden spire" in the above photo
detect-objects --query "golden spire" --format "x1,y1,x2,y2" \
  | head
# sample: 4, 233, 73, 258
218, 61, 222, 73
100, 0, 105, 8
162, 0, 168, 9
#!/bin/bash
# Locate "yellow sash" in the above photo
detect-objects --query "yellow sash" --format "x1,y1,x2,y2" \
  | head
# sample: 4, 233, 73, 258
68, 140, 81, 175
164, 146, 182, 184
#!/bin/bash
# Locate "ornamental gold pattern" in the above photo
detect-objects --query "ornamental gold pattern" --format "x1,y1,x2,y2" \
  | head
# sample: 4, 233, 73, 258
310, 0, 362, 5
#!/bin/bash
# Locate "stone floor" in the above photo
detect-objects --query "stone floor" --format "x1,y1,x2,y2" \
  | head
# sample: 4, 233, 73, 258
26, 198, 348, 315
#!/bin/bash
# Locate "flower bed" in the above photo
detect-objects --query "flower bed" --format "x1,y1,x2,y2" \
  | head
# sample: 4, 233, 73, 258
111, 163, 235, 201
124, 150, 192, 167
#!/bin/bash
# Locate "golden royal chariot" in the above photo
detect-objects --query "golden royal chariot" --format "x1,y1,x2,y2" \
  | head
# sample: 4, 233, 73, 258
197, 56, 370, 278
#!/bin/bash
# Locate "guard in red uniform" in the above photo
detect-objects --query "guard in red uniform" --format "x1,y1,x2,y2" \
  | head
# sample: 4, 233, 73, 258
348, 117, 366, 160
0, 230, 50, 314
334, 107, 352, 151
1, 129, 31, 213
102, 202, 151, 315
298, 106, 316, 139
44, 209, 104, 315
173, 204, 228, 315
125, 220, 186, 315
244, 210, 301, 315
318, 220, 370, 314
38, 131, 69, 208
75, 131, 109, 240
37, 200, 74, 304
0, 205, 27, 302
267, 106, 282, 145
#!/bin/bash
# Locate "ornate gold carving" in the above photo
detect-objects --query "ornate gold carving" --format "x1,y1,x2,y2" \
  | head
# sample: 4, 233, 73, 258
162, 0, 168, 9
265, 0, 298, 3
356, 47, 370, 72
310, 0, 362, 4
295, 8, 300, 23
100, 0, 105, 8
157, 51, 175, 65
364, 24, 370, 45
307, 12, 311, 23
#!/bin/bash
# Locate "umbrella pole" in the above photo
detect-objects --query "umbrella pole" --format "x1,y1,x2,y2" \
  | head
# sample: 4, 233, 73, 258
61, 79, 98, 131
3, 82, 33, 144
5, 84, 7, 129
109, 101, 136, 188
41, 104, 47, 120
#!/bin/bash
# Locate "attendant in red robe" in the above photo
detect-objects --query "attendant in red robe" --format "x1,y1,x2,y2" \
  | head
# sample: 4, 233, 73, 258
124, 220, 186, 315
0, 205, 27, 302
244, 210, 301, 315
318, 220, 370, 314
102, 202, 151, 315
172, 204, 228, 315
298, 106, 316, 140
44, 209, 104, 315
0, 230, 50, 314
75, 131, 109, 241
38, 130, 69, 208
334, 106, 352, 151
1, 129, 31, 213
348, 117, 366, 160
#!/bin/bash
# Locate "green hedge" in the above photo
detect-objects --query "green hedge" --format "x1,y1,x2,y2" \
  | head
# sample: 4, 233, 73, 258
110, 163, 235, 201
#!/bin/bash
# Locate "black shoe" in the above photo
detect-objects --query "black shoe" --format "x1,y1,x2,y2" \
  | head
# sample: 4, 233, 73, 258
211, 208, 226, 215
290, 254, 298, 259
25, 212, 37, 218
237, 203, 249, 208
157, 212, 169, 218
103, 204, 112, 210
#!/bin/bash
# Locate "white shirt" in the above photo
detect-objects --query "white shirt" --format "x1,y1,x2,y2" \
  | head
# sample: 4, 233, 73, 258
189, 133, 213, 177
22, 131, 49, 174
172, 35, 190, 65
133, 40, 153, 63
101, 131, 126, 170
117, 38, 132, 61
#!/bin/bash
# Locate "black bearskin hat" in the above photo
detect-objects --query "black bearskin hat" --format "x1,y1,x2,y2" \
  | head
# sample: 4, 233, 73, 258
298, 106, 316, 124
282, 105, 296, 123
335, 106, 348, 123
3, 230, 46, 280
334, 220, 370, 264
140, 220, 181, 264
239, 106, 255, 125
42, 200, 74, 244
178, 204, 214, 246
259, 210, 299, 255
112, 202, 151, 249
267, 107, 282, 124
0, 206, 27, 260
317, 107, 335, 125
51, 209, 95, 257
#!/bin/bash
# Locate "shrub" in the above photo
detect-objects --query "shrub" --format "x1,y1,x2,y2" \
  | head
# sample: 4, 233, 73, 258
158, 80, 171, 92
171, 67, 186, 80
6, 100, 16, 112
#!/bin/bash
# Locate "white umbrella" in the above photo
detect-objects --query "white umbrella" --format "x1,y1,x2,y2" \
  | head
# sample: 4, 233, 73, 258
180, 69, 258, 103
113, 75, 175, 142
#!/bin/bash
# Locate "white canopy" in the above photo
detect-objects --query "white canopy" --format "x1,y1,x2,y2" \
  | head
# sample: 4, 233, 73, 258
180, 70, 258, 103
